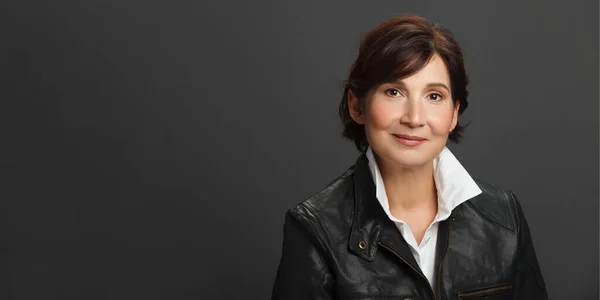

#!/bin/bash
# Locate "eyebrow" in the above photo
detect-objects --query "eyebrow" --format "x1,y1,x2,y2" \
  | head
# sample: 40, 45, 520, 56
389, 81, 451, 93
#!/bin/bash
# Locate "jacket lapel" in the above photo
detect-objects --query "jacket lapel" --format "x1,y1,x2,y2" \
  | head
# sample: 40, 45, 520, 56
347, 152, 422, 274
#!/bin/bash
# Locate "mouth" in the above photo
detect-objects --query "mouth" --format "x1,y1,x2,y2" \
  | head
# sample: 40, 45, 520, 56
393, 134, 427, 141
392, 134, 427, 146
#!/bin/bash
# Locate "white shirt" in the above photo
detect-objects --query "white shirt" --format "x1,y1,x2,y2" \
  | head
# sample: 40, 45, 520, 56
365, 145, 482, 288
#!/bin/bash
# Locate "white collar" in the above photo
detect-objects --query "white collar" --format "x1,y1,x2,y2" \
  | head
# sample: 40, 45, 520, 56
365, 145, 482, 223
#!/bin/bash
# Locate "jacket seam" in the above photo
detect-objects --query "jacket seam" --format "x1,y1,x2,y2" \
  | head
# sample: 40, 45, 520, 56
507, 191, 522, 246
291, 205, 333, 277
303, 201, 337, 247
507, 190, 521, 234
286, 209, 333, 291
507, 190, 525, 289
508, 190, 547, 295
467, 199, 515, 233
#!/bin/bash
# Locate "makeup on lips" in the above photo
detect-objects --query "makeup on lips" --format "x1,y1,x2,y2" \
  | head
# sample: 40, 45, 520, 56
393, 134, 427, 146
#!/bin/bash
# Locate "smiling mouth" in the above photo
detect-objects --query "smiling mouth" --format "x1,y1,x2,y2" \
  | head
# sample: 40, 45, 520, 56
392, 134, 427, 141
392, 134, 427, 146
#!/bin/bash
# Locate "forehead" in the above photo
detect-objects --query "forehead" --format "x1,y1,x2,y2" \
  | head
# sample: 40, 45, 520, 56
394, 54, 450, 86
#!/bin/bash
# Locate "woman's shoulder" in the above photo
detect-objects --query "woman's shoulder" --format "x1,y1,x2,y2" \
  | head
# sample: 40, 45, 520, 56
460, 177, 523, 232
284, 166, 356, 239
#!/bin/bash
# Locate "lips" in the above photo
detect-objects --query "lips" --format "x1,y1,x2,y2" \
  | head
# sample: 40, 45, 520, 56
393, 134, 427, 147
393, 134, 426, 141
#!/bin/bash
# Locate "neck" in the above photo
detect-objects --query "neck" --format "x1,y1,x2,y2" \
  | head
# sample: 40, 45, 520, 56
373, 153, 438, 213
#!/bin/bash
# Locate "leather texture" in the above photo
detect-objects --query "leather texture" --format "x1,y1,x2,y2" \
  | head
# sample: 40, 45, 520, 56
271, 151, 548, 300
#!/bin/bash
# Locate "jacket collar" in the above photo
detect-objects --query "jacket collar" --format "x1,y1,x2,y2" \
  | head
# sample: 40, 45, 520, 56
348, 150, 386, 261
347, 150, 466, 272
365, 145, 482, 224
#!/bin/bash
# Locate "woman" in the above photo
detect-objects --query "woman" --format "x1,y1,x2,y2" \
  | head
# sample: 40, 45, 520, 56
271, 15, 547, 300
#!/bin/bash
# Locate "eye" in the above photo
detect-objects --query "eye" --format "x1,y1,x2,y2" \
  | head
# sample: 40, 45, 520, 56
384, 88, 403, 97
427, 93, 444, 101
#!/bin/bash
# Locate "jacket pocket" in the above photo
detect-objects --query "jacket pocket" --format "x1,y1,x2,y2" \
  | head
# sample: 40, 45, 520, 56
457, 284, 513, 299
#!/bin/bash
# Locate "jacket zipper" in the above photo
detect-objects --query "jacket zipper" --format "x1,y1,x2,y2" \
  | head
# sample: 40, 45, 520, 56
377, 241, 436, 300
436, 217, 455, 300
456, 284, 513, 299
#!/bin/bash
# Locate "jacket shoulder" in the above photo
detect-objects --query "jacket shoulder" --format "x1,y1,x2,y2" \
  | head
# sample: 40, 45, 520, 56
464, 177, 519, 232
287, 166, 355, 242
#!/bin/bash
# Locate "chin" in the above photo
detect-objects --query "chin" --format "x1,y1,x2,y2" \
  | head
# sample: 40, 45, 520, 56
377, 147, 433, 169
392, 154, 432, 168
384, 142, 441, 168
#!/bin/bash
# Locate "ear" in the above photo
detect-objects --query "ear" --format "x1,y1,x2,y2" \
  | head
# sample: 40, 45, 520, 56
348, 90, 365, 125
450, 101, 460, 132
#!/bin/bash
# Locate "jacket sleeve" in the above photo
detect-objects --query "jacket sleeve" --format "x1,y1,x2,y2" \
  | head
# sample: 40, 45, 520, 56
271, 208, 335, 300
509, 191, 549, 299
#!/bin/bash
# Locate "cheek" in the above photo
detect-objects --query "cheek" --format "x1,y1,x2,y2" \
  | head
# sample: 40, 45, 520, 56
367, 102, 394, 129
428, 107, 456, 135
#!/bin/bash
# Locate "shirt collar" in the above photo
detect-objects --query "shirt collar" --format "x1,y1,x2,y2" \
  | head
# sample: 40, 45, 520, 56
365, 145, 482, 223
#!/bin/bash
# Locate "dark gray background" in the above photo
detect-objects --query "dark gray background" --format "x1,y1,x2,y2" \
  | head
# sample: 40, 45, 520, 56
1, 0, 597, 299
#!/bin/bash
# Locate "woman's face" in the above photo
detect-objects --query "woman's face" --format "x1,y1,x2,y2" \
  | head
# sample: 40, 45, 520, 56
349, 54, 459, 169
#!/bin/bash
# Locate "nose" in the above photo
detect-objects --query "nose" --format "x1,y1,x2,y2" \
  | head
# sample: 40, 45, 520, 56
399, 100, 426, 128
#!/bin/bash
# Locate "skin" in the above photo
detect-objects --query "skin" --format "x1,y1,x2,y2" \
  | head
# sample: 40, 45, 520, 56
348, 54, 460, 245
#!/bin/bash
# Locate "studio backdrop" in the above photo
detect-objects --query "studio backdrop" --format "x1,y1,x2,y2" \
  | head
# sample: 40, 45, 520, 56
1, 0, 598, 299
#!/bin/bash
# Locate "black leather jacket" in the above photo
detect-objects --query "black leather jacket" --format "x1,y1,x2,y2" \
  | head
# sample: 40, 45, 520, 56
271, 151, 548, 300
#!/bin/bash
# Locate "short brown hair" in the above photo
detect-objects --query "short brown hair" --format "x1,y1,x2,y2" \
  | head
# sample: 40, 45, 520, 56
338, 15, 470, 152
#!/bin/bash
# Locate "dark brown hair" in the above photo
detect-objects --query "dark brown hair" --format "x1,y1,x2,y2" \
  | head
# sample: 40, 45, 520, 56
338, 15, 470, 152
